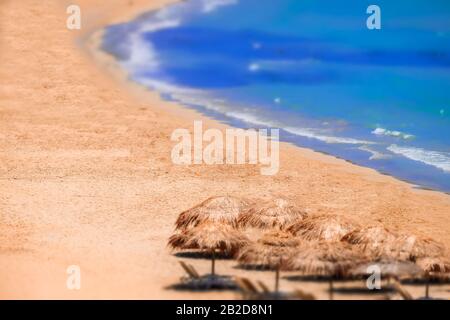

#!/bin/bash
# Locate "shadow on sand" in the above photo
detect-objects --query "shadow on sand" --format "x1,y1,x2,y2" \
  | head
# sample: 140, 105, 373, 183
166, 274, 239, 292
174, 251, 233, 260
283, 275, 396, 295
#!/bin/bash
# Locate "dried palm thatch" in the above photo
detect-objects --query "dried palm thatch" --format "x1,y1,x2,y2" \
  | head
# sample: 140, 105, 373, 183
238, 243, 295, 269
416, 257, 450, 298
237, 231, 300, 293
168, 222, 249, 255
237, 231, 299, 269
259, 230, 302, 248
169, 222, 249, 276
375, 234, 445, 261
349, 258, 422, 280
284, 241, 365, 300
238, 198, 307, 230
416, 257, 450, 274
283, 241, 364, 277
175, 196, 250, 230
341, 225, 398, 254
287, 213, 360, 242
351, 259, 422, 299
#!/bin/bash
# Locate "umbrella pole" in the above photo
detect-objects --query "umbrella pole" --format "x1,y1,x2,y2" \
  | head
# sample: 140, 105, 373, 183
275, 266, 280, 293
425, 272, 430, 299
329, 279, 334, 300
211, 250, 216, 276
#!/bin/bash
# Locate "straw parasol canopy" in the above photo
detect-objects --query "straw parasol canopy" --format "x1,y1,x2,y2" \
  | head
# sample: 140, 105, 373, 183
415, 257, 450, 299
341, 225, 398, 254
169, 222, 250, 255
284, 241, 365, 300
237, 231, 301, 293
238, 198, 307, 230
175, 196, 250, 230
283, 241, 364, 277
287, 213, 360, 242
237, 231, 300, 269
259, 230, 302, 248
169, 222, 250, 275
349, 258, 422, 280
416, 257, 450, 274
376, 234, 445, 261
417, 257, 450, 288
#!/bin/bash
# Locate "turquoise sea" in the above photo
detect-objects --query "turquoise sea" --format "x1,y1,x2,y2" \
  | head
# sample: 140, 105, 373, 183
102, 0, 450, 191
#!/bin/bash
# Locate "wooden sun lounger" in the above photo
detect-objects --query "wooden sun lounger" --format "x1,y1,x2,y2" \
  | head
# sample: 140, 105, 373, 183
235, 277, 254, 300
392, 280, 413, 300
235, 277, 261, 299
235, 277, 252, 293
187, 263, 200, 278
240, 277, 260, 294
257, 281, 270, 293
179, 261, 199, 279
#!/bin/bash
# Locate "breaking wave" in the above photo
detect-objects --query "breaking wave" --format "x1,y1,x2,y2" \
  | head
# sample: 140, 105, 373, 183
387, 144, 450, 172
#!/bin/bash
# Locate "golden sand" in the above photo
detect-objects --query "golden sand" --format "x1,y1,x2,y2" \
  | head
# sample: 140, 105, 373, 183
0, 0, 449, 299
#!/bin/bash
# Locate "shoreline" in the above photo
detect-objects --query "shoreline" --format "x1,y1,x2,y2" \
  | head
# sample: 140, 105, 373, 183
0, 0, 449, 299
87, 0, 449, 197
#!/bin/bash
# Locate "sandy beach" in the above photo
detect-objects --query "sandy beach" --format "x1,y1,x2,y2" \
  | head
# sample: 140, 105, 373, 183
1, 0, 449, 299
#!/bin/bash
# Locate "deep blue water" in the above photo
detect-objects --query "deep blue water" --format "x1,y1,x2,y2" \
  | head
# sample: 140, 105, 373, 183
102, 0, 450, 192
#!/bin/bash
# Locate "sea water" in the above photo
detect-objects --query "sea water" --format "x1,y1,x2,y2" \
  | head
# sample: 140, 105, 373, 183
102, 0, 450, 192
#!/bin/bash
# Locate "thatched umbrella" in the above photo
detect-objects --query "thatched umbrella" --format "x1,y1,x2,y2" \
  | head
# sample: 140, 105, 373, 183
175, 196, 250, 230
416, 257, 450, 299
369, 234, 446, 262
341, 225, 398, 254
287, 213, 360, 242
237, 231, 300, 293
349, 258, 423, 293
168, 222, 249, 275
283, 241, 365, 300
238, 198, 307, 230
344, 226, 447, 260
389, 235, 445, 261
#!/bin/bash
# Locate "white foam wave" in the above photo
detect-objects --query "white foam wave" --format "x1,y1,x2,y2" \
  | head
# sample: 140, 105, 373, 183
154, 0, 238, 19
284, 127, 375, 145
167, 92, 375, 145
387, 144, 450, 172
110, 0, 374, 147
358, 145, 392, 160
202, 0, 238, 13
109, 0, 228, 73
248, 63, 260, 72
137, 78, 202, 96
225, 111, 278, 127
117, 19, 180, 73
372, 127, 414, 140
116, 0, 238, 75
139, 19, 180, 32
123, 34, 160, 71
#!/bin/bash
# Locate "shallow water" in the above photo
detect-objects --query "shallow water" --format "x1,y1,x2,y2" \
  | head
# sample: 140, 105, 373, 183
102, 0, 450, 192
